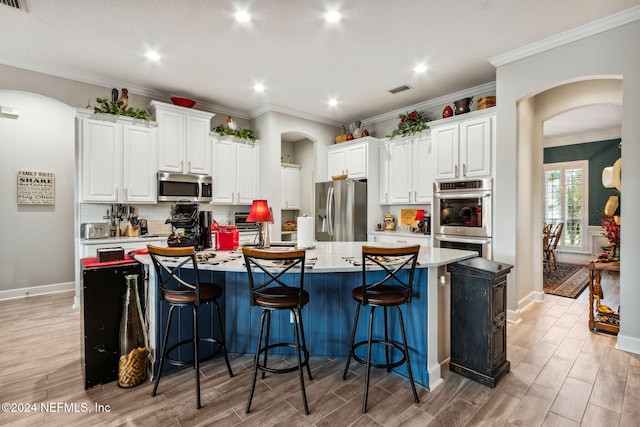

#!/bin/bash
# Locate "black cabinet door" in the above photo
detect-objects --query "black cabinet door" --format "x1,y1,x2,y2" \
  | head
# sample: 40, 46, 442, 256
82, 262, 143, 389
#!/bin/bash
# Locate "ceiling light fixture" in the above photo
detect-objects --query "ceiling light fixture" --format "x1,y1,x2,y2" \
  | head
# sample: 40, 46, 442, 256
414, 63, 427, 73
145, 50, 161, 61
253, 83, 265, 93
325, 9, 342, 23
235, 9, 251, 23
328, 98, 338, 107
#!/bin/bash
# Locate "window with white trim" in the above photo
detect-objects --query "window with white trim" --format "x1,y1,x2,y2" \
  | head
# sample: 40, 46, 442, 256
544, 160, 588, 252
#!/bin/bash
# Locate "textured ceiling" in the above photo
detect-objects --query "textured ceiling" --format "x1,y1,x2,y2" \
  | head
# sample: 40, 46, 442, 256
0, 0, 636, 131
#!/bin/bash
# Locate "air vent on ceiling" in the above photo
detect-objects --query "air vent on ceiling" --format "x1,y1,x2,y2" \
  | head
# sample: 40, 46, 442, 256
388, 85, 411, 94
1, 0, 26, 11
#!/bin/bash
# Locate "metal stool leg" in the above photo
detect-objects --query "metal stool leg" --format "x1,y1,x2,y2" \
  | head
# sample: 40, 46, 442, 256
246, 309, 268, 414
363, 306, 376, 413
152, 304, 176, 397
192, 305, 201, 409
396, 306, 419, 403
261, 310, 272, 379
213, 300, 234, 377
384, 306, 391, 373
296, 307, 312, 380
293, 308, 310, 414
342, 302, 361, 380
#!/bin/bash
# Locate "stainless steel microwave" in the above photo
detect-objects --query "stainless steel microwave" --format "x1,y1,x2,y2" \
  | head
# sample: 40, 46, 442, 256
157, 172, 213, 202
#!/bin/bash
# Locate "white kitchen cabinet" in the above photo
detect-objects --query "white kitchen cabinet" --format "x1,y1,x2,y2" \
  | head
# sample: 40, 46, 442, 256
379, 134, 432, 204
80, 116, 158, 203
432, 110, 493, 180
281, 164, 301, 209
80, 238, 165, 258
149, 101, 214, 175
367, 231, 431, 246
327, 138, 371, 179
211, 136, 260, 205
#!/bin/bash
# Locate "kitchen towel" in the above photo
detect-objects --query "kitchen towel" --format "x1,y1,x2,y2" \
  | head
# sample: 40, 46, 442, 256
297, 216, 314, 249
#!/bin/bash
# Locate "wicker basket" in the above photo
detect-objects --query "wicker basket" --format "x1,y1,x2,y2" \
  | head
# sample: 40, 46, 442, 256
332, 174, 348, 181
335, 134, 347, 144
477, 96, 496, 110
282, 223, 297, 231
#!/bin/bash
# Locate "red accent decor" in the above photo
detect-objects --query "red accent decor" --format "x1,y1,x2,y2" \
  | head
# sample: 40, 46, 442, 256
170, 96, 196, 108
247, 200, 273, 223
415, 209, 425, 221
81, 255, 138, 269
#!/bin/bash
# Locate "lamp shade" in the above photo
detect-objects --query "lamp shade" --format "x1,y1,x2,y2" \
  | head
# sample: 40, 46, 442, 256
247, 200, 274, 223
415, 209, 425, 221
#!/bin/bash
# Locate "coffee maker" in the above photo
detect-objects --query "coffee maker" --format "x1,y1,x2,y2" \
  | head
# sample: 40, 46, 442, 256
198, 211, 212, 249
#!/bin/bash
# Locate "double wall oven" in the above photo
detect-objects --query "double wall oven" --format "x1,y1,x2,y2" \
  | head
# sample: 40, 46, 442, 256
433, 178, 492, 259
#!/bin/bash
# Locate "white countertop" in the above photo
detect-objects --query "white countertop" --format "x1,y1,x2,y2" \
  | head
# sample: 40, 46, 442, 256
134, 241, 475, 273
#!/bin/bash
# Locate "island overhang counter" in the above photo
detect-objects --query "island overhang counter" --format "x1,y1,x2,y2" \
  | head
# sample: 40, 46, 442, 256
135, 242, 477, 390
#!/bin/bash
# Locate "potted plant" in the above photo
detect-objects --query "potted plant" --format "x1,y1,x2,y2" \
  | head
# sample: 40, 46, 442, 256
387, 110, 429, 139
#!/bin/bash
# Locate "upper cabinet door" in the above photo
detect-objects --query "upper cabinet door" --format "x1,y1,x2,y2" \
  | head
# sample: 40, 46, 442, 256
185, 115, 212, 175
327, 147, 345, 178
211, 137, 236, 204
236, 142, 260, 204
460, 116, 491, 178
433, 124, 459, 180
413, 136, 433, 203
345, 143, 368, 179
156, 109, 185, 173
387, 139, 412, 204
122, 125, 158, 203
81, 119, 121, 202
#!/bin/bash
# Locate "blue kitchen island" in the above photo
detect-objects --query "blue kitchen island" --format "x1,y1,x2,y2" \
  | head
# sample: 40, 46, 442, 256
136, 242, 476, 391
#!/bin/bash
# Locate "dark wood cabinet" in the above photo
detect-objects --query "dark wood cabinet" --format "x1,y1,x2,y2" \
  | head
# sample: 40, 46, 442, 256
81, 259, 143, 389
447, 257, 512, 387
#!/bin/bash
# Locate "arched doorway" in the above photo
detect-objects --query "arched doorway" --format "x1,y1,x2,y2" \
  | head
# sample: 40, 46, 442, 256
516, 78, 622, 302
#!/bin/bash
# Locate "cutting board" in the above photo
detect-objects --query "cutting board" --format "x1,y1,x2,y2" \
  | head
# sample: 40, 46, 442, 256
399, 209, 418, 228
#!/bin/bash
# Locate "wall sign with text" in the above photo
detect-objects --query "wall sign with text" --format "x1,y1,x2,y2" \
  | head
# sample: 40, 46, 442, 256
17, 171, 55, 205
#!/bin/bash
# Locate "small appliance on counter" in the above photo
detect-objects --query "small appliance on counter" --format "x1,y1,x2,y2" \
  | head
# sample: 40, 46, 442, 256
165, 201, 201, 249
81, 223, 111, 240
198, 211, 213, 249
216, 225, 239, 250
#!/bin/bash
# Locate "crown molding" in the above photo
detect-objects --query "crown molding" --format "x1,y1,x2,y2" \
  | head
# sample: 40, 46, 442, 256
362, 81, 496, 125
489, 6, 640, 67
250, 103, 343, 127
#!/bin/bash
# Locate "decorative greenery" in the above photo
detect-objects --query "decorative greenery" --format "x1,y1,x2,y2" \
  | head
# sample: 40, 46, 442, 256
213, 125, 257, 143
93, 97, 150, 121
387, 110, 429, 139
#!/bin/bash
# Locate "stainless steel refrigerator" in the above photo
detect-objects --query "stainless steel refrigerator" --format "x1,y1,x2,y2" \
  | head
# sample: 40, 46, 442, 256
315, 180, 367, 241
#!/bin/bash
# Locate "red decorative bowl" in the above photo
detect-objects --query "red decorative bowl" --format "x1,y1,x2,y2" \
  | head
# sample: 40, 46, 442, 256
170, 97, 196, 108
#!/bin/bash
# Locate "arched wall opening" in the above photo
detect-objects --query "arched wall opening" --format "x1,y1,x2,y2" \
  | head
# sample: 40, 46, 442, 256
515, 77, 623, 309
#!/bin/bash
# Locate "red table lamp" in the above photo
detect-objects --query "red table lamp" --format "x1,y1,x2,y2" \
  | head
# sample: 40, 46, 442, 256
247, 200, 274, 248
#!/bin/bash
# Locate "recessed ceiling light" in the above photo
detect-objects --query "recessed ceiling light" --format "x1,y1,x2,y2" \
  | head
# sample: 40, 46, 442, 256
253, 83, 265, 93
145, 50, 161, 61
414, 63, 427, 73
235, 9, 251, 23
328, 98, 338, 107
325, 9, 342, 23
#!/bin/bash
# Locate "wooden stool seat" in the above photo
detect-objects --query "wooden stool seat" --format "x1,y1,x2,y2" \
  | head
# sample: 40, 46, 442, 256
352, 285, 408, 306
163, 283, 222, 304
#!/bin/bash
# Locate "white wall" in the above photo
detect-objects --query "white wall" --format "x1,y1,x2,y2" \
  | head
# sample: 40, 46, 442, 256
494, 20, 640, 353
255, 111, 339, 241
0, 91, 75, 298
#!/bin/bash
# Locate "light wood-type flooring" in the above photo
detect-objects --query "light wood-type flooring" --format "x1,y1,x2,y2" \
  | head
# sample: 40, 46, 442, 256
1, 270, 639, 426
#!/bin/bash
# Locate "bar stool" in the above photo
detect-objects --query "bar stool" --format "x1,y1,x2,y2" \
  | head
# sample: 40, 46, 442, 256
342, 245, 421, 413
242, 247, 312, 415
147, 244, 233, 409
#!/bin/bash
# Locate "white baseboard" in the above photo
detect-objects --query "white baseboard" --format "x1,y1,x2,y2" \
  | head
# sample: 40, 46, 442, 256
0, 282, 75, 302
616, 333, 640, 355
508, 290, 545, 323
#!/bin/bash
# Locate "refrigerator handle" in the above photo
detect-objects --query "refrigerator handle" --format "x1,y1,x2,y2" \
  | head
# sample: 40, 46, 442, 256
327, 186, 334, 237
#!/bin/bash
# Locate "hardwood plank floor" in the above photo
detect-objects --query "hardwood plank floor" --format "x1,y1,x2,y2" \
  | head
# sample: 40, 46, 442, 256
1, 270, 638, 426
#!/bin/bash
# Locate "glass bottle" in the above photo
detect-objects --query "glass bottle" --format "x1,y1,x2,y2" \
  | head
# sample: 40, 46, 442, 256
118, 274, 148, 388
